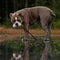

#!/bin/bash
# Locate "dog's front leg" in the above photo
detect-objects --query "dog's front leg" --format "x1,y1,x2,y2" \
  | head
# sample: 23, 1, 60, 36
44, 26, 51, 41
22, 22, 29, 60
42, 21, 51, 40
23, 22, 30, 39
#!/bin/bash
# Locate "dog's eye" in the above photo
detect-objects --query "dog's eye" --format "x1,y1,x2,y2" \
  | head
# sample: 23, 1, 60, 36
17, 20, 21, 22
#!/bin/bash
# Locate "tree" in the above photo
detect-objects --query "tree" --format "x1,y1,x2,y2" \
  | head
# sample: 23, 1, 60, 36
5, 0, 8, 20
13, 0, 18, 11
35, 0, 38, 6
25, 0, 28, 7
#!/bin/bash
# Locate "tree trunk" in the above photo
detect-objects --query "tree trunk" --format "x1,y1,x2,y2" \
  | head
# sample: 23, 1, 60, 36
35, 0, 38, 6
25, 0, 28, 8
13, 0, 17, 12
5, 0, 8, 20
52, 0, 56, 11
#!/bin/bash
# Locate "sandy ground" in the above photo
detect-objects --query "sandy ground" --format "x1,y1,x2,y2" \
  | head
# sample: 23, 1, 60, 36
0, 27, 60, 42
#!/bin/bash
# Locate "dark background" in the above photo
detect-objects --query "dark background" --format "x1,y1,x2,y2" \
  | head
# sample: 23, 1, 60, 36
0, 0, 60, 28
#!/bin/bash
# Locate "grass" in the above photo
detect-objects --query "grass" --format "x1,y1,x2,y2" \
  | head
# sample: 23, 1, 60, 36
53, 19, 60, 29
2, 18, 60, 29
51, 37, 60, 60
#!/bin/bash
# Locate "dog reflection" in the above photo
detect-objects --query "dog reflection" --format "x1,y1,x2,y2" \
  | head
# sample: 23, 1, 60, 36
11, 52, 23, 60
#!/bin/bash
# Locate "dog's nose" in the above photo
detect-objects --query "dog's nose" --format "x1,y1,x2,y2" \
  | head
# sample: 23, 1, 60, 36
16, 54, 18, 57
15, 23, 18, 26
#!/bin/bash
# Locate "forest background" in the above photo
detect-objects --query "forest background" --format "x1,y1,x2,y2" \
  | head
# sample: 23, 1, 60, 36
0, 0, 60, 29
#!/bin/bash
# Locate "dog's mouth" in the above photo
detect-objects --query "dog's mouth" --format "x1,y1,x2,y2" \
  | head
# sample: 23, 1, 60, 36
13, 22, 22, 28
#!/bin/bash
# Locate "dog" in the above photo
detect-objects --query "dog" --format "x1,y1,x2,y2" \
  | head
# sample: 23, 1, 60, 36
10, 6, 55, 40
10, 39, 29, 60
11, 52, 23, 60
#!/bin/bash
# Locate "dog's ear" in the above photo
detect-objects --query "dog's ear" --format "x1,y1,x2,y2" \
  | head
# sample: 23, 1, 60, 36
9, 13, 13, 18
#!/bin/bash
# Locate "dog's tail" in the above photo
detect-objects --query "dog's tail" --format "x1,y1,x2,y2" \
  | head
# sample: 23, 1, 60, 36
49, 9, 56, 17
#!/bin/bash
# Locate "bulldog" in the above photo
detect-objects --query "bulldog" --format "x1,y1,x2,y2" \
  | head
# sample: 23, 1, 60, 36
11, 52, 23, 60
10, 6, 55, 40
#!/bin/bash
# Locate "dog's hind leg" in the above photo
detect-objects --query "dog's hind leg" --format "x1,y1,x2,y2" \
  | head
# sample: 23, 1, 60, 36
40, 18, 52, 41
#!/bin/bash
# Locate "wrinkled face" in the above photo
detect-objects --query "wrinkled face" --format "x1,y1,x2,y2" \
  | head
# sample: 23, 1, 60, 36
10, 13, 23, 28
13, 52, 22, 60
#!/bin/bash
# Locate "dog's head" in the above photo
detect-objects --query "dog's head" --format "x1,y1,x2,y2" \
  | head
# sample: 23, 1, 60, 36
10, 12, 24, 28
12, 52, 22, 60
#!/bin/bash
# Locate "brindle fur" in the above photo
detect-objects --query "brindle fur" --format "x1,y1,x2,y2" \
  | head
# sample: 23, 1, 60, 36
10, 6, 55, 40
